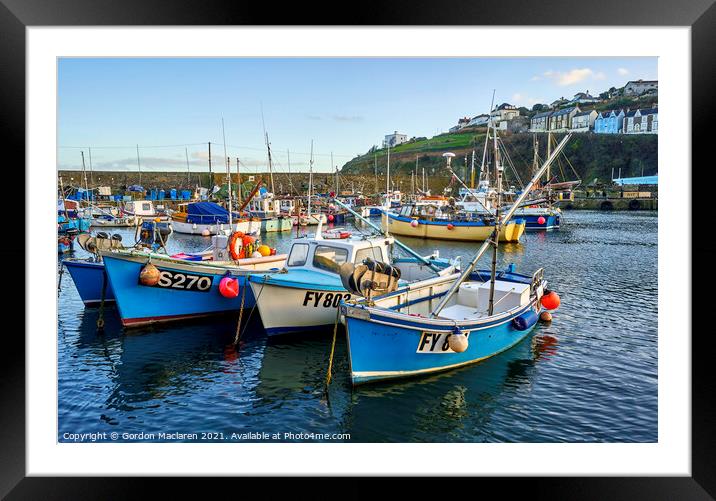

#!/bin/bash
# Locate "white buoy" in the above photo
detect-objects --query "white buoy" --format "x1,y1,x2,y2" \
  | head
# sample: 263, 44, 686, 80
201, 229, 211, 236
448, 332, 468, 353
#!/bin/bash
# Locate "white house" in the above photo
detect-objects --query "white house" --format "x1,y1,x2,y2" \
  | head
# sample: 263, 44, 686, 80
568, 91, 601, 105
624, 80, 658, 96
624, 108, 658, 134
571, 110, 598, 132
383, 131, 408, 148
467, 114, 490, 127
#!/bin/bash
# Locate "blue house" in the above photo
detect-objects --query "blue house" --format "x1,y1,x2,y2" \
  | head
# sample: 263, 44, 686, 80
594, 109, 625, 134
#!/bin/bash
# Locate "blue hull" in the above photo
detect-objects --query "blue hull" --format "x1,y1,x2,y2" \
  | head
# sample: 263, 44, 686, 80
63, 260, 115, 306
103, 254, 256, 327
522, 214, 560, 230
345, 301, 540, 385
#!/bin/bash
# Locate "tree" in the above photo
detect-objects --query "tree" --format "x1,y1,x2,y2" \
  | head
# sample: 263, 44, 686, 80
532, 103, 547, 112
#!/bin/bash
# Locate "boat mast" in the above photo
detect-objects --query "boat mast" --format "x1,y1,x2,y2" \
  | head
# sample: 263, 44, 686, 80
287, 149, 293, 195
135, 144, 142, 187
470, 145, 476, 189
207, 141, 212, 189
308, 140, 314, 219
430, 133, 572, 318
221, 117, 232, 227
415, 154, 419, 195
547, 131, 553, 209
264, 132, 275, 194
236, 157, 242, 205
480, 89, 497, 186
185, 147, 191, 185
373, 151, 378, 195
386, 143, 391, 207
88, 147, 94, 192
80, 150, 89, 199
487, 123, 503, 316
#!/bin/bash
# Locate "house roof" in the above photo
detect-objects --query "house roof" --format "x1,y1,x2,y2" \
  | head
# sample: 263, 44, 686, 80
494, 103, 516, 110
598, 109, 625, 118
552, 106, 579, 117
640, 107, 658, 115
532, 110, 553, 119
625, 110, 638, 117
574, 110, 595, 117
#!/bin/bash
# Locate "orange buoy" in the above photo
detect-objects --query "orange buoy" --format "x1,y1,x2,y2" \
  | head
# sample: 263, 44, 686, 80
219, 276, 239, 298
139, 263, 160, 286
540, 291, 561, 310
447, 223, 455, 230
539, 311, 553, 323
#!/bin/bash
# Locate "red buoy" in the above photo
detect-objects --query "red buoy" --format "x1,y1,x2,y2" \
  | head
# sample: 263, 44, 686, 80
447, 223, 455, 230
537, 216, 546, 225
539, 311, 553, 322
540, 291, 561, 310
219, 277, 239, 298
328, 214, 335, 222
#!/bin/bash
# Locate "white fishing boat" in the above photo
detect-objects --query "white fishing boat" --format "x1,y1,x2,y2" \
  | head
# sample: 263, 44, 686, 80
249, 203, 460, 336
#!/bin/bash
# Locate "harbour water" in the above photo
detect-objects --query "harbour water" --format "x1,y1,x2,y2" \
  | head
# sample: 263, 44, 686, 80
58, 210, 657, 443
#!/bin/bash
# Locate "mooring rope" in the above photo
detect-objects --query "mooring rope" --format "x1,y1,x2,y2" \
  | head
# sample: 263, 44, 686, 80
324, 306, 342, 391
233, 277, 248, 345
236, 274, 269, 341
96, 271, 107, 331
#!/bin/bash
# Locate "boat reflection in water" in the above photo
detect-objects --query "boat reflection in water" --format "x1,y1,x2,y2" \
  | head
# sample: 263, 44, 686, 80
344, 326, 559, 442
61, 308, 267, 441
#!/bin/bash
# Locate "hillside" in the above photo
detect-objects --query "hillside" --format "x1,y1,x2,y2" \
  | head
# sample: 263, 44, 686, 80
339, 131, 657, 187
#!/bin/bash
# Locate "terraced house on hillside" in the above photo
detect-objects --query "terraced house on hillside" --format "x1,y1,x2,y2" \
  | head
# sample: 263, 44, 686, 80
594, 109, 626, 134
624, 108, 658, 134
571, 110, 598, 132
529, 110, 553, 132
548, 106, 580, 132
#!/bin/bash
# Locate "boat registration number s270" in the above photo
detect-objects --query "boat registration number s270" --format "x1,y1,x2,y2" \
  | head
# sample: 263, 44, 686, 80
141, 269, 213, 292
302, 291, 351, 308
416, 332, 471, 354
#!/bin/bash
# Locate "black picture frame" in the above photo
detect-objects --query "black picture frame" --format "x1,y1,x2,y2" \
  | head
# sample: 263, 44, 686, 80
3, 0, 714, 497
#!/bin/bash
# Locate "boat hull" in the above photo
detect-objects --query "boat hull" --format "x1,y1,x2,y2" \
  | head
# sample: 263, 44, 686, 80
344, 300, 540, 385
63, 259, 116, 306
248, 279, 350, 336
170, 219, 256, 235
103, 254, 259, 327
382, 213, 525, 242
260, 217, 293, 232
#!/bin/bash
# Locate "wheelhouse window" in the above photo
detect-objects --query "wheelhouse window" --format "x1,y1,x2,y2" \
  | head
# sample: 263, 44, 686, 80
312, 245, 349, 274
287, 243, 310, 267
354, 246, 384, 264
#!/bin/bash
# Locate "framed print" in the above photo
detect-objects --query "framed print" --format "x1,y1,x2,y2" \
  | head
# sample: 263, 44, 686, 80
3, 0, 715, 497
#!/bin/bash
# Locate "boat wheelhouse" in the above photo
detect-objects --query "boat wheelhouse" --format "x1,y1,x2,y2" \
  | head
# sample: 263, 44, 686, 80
249, 229, 456, 336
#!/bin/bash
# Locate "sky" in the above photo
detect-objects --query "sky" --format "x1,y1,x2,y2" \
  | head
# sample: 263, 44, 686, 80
58, 57, 657, 174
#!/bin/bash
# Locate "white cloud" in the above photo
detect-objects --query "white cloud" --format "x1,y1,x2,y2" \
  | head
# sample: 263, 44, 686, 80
617, 67, 629, 76
541, 68, 605, 86
512, 93, 546, 107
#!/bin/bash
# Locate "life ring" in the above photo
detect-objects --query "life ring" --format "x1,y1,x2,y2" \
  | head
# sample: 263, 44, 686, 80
228, 231, 245, 260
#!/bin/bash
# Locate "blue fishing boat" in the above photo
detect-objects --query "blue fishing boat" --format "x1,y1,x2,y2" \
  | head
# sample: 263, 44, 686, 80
101, 233, 286, 327
63, 258, 115, 306
337, 133, 572, 385
342, 268, 550, 384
